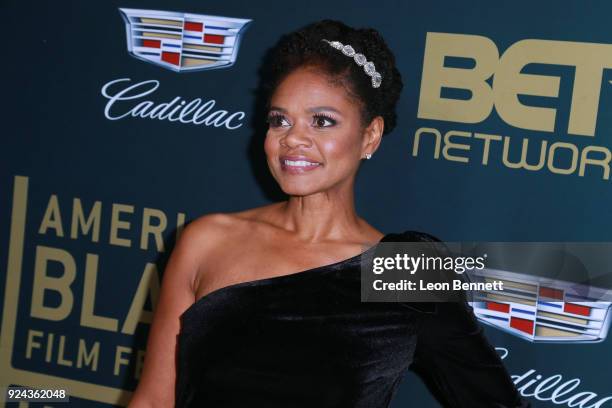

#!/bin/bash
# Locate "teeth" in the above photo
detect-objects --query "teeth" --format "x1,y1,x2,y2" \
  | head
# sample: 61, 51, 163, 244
284, 159, 320, 167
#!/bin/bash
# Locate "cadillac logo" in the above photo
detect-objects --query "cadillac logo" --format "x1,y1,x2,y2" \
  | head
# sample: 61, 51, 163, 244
118, 8, 252, 72
467, 268, 612, 343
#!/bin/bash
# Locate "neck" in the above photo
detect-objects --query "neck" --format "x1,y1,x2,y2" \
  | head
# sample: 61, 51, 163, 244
279, 180, 361, 242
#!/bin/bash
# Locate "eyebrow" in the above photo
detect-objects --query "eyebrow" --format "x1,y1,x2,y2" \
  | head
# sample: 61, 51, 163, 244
268, 106, 343, 115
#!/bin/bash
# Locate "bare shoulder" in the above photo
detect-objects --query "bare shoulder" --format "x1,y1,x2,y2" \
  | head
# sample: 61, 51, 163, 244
188, 203, 283, 235
131, 214, 258, 406
183, 203, 282, 259
185, 212, 240, 237
185, 205, 382, 250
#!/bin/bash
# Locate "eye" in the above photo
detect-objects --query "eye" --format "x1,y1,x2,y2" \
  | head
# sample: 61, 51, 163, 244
312, 113, 337, 128
266, 113, 291, 128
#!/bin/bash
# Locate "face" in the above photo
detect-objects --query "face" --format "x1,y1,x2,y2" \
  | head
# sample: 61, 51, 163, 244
264, 66, 382, 197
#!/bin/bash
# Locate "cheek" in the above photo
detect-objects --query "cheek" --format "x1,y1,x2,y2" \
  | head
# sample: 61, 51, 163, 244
320, 133, 361, 165
264, 133, 278, 159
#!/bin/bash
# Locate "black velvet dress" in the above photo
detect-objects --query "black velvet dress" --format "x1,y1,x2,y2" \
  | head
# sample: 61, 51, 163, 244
175, 231, 529, 407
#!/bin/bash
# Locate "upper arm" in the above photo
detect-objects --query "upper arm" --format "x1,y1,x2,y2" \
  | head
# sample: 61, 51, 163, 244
129, 220, 206, 407
409, 301, 529, 408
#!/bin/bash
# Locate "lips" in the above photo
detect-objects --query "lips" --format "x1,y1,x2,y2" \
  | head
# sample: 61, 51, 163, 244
279, 155, 322, 174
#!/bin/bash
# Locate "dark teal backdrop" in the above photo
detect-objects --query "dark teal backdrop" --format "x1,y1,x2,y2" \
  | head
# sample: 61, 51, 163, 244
1, 0, 611, 407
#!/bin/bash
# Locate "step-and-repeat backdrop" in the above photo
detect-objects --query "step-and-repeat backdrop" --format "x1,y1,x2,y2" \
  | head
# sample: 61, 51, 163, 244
2, 0, 611, 406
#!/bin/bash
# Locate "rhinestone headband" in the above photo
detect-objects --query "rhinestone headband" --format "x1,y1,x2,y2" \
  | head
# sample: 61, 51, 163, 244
322, 39, 382, 88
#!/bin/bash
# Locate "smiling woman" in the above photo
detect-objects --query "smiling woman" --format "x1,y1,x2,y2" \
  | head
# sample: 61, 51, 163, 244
128, 19, 530, 408
263, 65, 383, 193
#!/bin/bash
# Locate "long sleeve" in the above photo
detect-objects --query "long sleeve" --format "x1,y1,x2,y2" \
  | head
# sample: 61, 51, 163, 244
409, 300, 530, 407
394, 230, 529, 407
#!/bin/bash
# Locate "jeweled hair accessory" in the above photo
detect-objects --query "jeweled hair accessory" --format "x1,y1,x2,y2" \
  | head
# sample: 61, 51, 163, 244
322, 39, 382, 88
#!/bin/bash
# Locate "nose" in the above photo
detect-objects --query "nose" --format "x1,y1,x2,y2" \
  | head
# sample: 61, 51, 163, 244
280, 122, 312, 149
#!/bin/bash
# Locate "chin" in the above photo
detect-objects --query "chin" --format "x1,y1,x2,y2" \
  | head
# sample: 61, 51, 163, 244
269, 164, 326, 196
272, 167, 353, 197
279, 183, 322, 197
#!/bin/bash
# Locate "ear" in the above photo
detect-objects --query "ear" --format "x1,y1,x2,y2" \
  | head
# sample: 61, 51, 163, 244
361, 116, 384, 158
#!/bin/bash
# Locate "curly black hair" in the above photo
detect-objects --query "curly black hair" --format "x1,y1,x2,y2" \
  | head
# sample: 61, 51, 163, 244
259, 20, 403, 135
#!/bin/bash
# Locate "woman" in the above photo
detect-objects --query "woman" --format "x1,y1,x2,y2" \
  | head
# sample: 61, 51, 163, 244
129, 20, 529, 408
